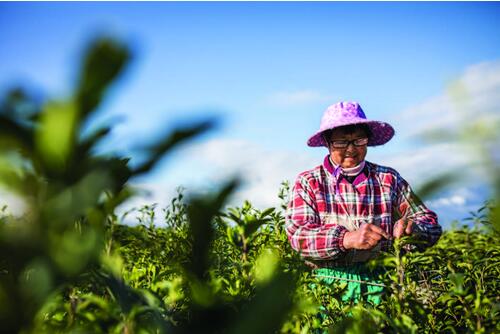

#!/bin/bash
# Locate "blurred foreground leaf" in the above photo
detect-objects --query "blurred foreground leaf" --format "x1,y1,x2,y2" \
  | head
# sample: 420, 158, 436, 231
0, 35, 215, 333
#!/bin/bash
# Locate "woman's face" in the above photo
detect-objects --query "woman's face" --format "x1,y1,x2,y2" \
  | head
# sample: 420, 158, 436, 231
327, 127, 368, 168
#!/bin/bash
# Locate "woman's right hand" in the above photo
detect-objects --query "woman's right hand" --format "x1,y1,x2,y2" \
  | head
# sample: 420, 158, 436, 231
343, 223, 390, 250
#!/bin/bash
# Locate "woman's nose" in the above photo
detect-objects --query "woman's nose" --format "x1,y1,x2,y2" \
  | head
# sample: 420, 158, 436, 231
345, 142, 356, 151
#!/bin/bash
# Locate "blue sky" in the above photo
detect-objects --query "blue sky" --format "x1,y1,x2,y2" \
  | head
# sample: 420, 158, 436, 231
1, 2, 499, 227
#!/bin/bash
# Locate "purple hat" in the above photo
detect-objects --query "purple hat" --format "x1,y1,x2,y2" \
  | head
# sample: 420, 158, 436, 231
307, 101, 395, 147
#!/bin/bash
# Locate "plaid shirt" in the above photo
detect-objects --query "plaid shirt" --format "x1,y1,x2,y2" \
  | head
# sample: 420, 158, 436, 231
285, 156, 442, 263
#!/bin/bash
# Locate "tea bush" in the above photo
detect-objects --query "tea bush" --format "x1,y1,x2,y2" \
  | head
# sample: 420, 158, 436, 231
20, 192, 498, 334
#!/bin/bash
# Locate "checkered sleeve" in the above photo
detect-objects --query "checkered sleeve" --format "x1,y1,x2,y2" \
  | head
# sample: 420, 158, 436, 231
394, 174, 442, 250
285, 174, 348, 260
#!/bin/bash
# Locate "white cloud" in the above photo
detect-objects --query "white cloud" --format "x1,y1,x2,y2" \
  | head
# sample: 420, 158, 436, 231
394, 60, 500, 140
266, 89, 335, 107
0, 189, 27, 217
369, 142, 468, 186
382, 60, 500, 192
177, 138, 320, 209
428, 194, 466, 208
117, 138, 322, 222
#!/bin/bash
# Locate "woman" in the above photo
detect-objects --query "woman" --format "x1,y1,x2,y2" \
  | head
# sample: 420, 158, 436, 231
285, 101, 442, 305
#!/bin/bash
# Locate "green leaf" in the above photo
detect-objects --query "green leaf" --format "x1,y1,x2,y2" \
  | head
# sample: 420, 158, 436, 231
42, 169, 113, 227
49, 226, 100, 276
76, 38, 130, 118
186, 178, 239, 280
132, 119, 216, 176
227, 271, 295, 334
77, 126, 111, 156
96, 271, 146, 315
415, 171, 459, 200
0, 114, 34, 153
253, 248, 280, 284
260, 207, 275, 218
19, 258, 53, 305
35, 100, 78, 172
243, 217, 267, 238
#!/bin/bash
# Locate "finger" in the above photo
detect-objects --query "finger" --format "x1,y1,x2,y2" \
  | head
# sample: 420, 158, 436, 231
361, 242, 375, 250
399, 202, 409, 217
405, 220, 414, 235
367, 224, 390, 239
365, 238, 381, 249
393, 227, 404, 239
361, 228, 383, 241
364, 236, 380, 246
393, 221, 402, 237
365, 234, 382, 245
359, 239, 375, 249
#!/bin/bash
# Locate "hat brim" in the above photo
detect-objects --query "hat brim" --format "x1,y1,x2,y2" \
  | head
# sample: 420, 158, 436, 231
307, 120, 395, 147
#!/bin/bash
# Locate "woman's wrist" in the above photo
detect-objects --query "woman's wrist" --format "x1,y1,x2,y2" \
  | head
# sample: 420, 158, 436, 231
342, 231, 353, 250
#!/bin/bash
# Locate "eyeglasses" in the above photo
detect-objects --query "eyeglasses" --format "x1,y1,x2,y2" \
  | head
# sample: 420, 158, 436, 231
329, 137, 369, 149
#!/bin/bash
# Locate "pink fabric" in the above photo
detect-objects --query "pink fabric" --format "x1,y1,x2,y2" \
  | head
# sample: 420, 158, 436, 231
328, 157, 366, 177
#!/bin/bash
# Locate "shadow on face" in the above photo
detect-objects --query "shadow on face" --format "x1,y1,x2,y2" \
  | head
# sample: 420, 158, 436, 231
326, 125, 370, 168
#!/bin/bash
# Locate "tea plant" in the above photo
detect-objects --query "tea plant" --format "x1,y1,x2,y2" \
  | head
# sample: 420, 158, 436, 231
25, 187, 498, 333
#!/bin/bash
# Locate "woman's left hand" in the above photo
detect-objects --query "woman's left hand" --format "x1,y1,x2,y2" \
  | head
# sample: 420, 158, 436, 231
393, 202, 413, 239
393, 218, 413, 238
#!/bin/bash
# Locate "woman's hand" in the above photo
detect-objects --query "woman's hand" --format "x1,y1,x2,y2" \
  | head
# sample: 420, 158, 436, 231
393, 218, 413, 239
343, 223, 390, 250
393, 202, 413, 239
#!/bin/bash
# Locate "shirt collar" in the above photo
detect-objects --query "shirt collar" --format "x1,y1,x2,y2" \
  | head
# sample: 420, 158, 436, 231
323, 155, 370, 188
323, 155, 368, 176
